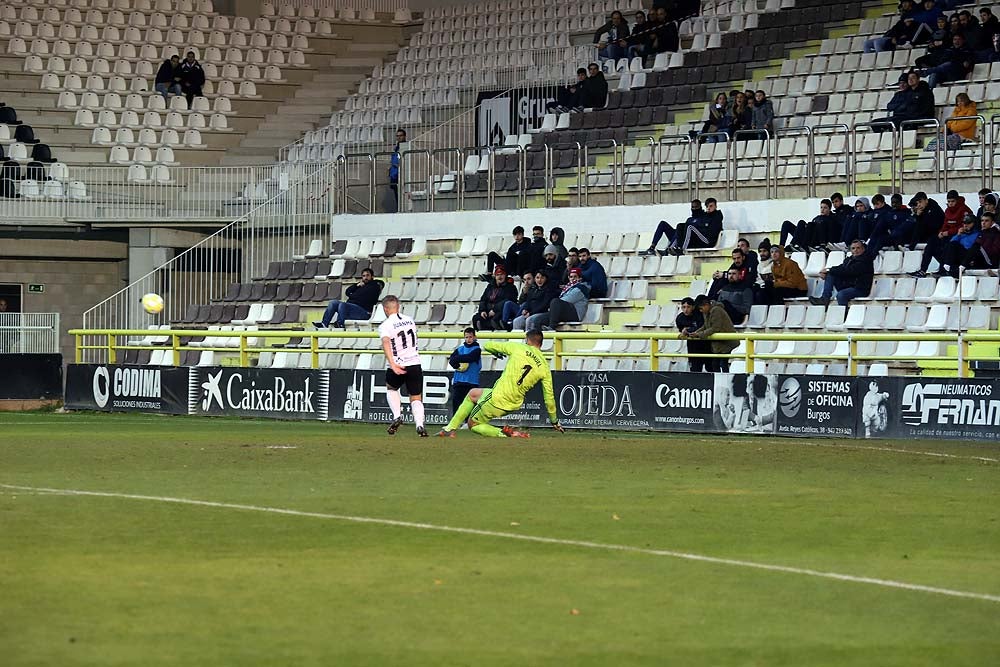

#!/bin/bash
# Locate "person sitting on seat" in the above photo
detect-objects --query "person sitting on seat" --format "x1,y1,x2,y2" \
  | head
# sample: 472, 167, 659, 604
911, 213, 981, 278
708, 247, 757, 299
473, 266, 518, 331
548, 267, 591, 329
640, 197, 724, 255
178, 51, 205, 109
810, 239, 874, 306
516, 270, 560, 332
762, 245, 808, 304
781, 199, 837, 252
313, 267, 384, 328
577, 247, 608, 299
716, 267, 754, 325
154, 55, 181, 98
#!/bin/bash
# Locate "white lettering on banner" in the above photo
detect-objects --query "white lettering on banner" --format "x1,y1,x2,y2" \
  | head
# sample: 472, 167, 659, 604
559, 384, 635, 418
807, 380, 852, 394
224, 374, 315, 413
902, 383, 1000, 427
366, 374, 449, 406
113, 367, 161, 400
655, 384, 712, 409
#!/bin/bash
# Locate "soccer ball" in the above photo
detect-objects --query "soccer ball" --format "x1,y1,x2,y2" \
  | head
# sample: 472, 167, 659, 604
141, 293, 164, 315
457, 363, 470, 372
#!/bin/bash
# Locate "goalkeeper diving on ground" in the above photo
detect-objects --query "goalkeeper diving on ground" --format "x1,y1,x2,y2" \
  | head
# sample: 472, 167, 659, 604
437, 329, 564, 439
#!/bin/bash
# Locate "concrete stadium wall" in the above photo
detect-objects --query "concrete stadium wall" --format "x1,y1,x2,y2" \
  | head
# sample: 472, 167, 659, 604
332, 191, 972, 240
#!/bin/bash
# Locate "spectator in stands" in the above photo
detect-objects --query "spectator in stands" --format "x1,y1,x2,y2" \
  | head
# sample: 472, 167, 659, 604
911, 0, 944, 44
867, 194, 893, 242
448, 328, 482, 413
516, 270, 559, 331
830, 192, 853, 241
594, 11, 631, 61
716, 267, 754, 324
541, 245, 567, 285
907, 190, 973, 276
972, 211, 1000, 269
753, 240, 773, 303
178, 51, 205, 109
919, 33, 975, 87
762, 245, 808, 304
956, 10, 989, 52
725, 92, 752, 139
736, 238, 759, 274
868, 193, 916, 253
915, 14, 953, 65
577, 248, 608, 299
500, 271, 535, 330
528, 225, 546, 272
682, 295, 738, 373
872, 72, 935, 131
911, 213, 981, 277
864, 9, 920, 52
750, 90, 774, 139
942, 92, 978, 148
633, 10, 647, 29
484, 226, 534, 281
840, 196, 874, 247
562, 247, 579, 284
676, 297, 710, 372
313, 268, 384, 329
810, 240, 874, 306
154, 55, 181, 99
651, 6, 679, 54
708, 248, 756, 299
547, 227, 568, 263
640, 198, 724, 255
699, 93, 729, 142
0, 298, 7, 312
894, 190, 947, 249
387, 129, 406, 213
980, 7, 1000, 45
546, 69, 587, 113
473, 266, 518, 331
782, 199, 837, 252
975, 188, 992, 218
581, 63, 609, 108
548, 267, 591, 329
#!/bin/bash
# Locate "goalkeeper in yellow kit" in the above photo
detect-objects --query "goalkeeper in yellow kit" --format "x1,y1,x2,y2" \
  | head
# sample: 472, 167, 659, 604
437, 329, 564, 438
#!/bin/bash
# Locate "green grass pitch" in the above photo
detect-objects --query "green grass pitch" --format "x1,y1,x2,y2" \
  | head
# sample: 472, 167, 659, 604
2, 412, 999, 666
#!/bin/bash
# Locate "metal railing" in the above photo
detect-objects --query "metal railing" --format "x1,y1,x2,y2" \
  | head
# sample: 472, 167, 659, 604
71, 328, 1000, 379
81, 162, 335, 357
0, 164, 321, 221
898, 119, 942, 195
0, 313, 60, 354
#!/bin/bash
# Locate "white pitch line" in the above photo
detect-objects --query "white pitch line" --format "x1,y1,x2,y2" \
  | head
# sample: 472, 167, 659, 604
798, 440, 1000, 463
3, 483, 999, 604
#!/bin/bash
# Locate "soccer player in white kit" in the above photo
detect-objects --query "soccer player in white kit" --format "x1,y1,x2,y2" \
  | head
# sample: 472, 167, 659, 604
378, 294, 428, 437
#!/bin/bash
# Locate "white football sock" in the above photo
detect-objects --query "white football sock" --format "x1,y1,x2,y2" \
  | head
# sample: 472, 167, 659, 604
411, 400, 425, 428
386, 388, 402, 419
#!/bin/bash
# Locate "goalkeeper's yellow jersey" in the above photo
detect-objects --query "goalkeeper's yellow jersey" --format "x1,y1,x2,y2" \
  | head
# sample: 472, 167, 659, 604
482, 341, 558, 422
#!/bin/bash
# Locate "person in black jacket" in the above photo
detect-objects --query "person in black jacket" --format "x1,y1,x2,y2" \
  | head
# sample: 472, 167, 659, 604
473, 266, 518, 331
640, 197, 724, 255
528, 225, 547, 273
810, 240, 874, 306
871, 71, 935, 130
919, 33, 975, 87
513, 270, 559, 331
891, 190, 946, 249
314, 268, 384, 328
154, 55, 181, 98
178, 51, 205, 109
676, 297, 710, 372
594, 11, 630, 61
781, 199, 838, 251
484, 226, 534, 280
580, 63, 609, 108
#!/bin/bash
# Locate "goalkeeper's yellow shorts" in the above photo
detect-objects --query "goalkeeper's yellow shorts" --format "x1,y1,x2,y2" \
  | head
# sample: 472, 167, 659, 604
468, 388, 508, 425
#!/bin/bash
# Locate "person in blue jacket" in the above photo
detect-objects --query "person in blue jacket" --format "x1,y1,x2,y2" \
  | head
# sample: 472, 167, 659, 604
577, 247, 608, 299
388, 128, 405, 213
448, 327, 482, 413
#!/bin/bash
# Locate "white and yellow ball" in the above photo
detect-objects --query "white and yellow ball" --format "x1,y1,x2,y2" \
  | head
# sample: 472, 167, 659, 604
456, 363, 470, 372
141, 293, 164, 315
